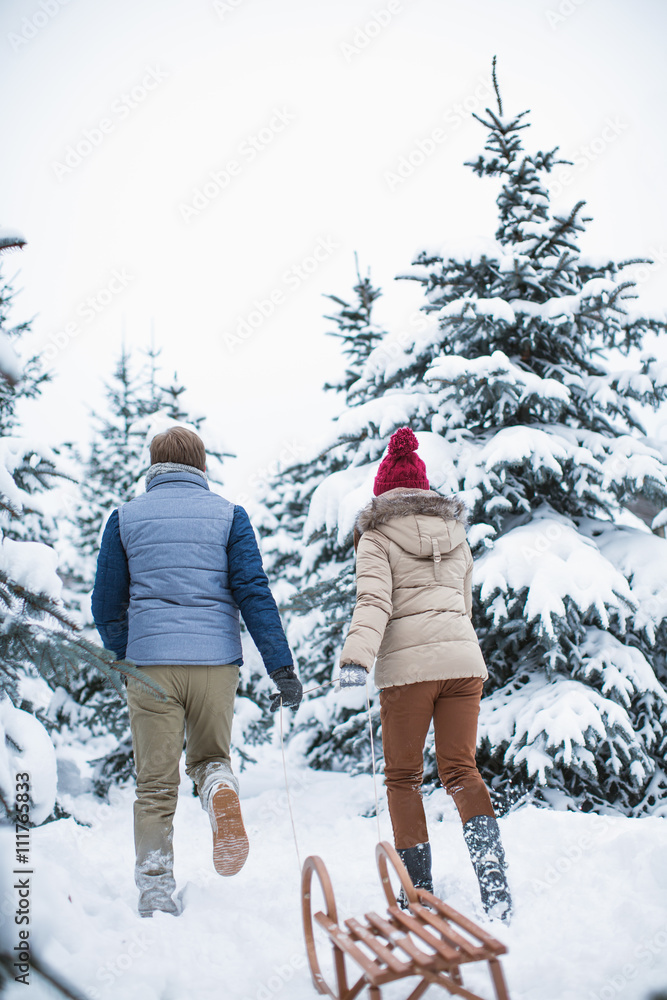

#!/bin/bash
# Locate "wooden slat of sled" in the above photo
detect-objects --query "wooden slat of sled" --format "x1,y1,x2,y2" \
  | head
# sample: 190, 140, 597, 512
343, 916, 411, 976
385, 904, 469, 964
315, 912, 386, 985
417, 890, 507, 955
407, 901, 488, 962
363, 910, 439, 970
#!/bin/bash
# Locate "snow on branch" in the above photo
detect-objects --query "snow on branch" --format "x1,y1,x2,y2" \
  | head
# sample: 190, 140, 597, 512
480, 673, 650, 787
578, 628, 667, 711
333, 391, 438, 444
581, 519, 667, 641
0, 437, 64, 513
475, 508, 635, 638
0, 698, 56, 825
0, 226, 26, 253
0, 335, 22, 384
426, 350, 570, 409
0, 538, 62, 601
0, 227, 27, 383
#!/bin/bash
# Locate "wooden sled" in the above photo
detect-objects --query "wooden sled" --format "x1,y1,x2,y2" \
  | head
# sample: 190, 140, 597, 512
302, 841, 510, 1000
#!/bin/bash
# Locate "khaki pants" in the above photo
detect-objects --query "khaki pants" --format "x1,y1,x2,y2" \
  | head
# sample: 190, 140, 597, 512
126, 664, 239, 891
379, 677, 494, 850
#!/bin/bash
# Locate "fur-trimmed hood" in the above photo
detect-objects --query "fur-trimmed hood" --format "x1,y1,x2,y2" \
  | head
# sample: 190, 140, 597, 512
356, 488, 467, 533
354, 488, 468, 558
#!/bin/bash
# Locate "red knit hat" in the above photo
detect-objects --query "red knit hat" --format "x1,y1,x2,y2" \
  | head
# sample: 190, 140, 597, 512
373, 427, 429, 496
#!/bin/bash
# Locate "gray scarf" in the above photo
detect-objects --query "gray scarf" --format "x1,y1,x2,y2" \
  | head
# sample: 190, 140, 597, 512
145, 462, 208, 490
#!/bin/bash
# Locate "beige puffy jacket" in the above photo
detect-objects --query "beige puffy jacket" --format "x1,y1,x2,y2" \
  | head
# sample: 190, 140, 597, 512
340, 488, 488, 688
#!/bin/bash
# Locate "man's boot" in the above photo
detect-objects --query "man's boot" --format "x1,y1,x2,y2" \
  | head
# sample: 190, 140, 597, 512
396, 842, 433, 909
135, 851, 179, 918
195, 761, 249, 876
462, 815, 512, 923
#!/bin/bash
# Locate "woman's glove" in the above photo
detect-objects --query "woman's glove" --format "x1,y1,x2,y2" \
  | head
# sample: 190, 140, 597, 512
269, 666, 303, 712
339, 664, 367, 688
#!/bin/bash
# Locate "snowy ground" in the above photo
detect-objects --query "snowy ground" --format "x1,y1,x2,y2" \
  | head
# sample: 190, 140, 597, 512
2, 741, 667, 1000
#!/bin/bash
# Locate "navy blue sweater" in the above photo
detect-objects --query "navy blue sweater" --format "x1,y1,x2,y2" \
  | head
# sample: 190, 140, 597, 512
91, 504, 292, 674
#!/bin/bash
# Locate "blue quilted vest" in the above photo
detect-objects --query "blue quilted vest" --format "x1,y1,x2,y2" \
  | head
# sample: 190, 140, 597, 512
118, 471, 242, 666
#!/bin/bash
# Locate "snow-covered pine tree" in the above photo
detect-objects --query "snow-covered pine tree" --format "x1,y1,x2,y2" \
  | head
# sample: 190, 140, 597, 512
74, 345, 154, 587
255, 263, 395, 768
157, 368, 231, 489
160, 371, 191, 421
323, 253, 385, 397
57, 346, 155, 791
0, 243, 146, 825
272, 64, 667, 815
399, 63, 667, 814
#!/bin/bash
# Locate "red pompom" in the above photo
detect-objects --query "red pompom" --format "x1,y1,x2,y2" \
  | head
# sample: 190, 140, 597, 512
388, 426, 418, 456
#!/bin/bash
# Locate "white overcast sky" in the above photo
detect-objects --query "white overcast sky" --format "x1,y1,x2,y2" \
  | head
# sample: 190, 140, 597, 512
1, 0, 666, 498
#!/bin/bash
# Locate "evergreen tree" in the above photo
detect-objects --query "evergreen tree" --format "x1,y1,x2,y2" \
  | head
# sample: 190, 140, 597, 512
261, 64, 667, 815
76, 346, 155, 580
157, 369, 231, 487
394, 63, 667, 813
0, 247, 149, 824
254, 263, 390, 770
323, 253, 385, 397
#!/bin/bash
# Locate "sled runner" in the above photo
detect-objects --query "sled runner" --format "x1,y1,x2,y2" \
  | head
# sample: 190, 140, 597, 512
302, 841, 510, 1000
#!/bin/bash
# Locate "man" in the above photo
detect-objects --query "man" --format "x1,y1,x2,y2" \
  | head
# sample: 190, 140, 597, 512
91, 426, 302, 917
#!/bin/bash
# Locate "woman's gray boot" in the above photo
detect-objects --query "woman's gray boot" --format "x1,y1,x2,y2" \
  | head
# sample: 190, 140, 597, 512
396, 842, 433, 909
462, 815, 512, 923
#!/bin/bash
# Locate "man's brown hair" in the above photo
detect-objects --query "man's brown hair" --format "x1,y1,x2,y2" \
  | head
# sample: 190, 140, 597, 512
149, 427, 206, 471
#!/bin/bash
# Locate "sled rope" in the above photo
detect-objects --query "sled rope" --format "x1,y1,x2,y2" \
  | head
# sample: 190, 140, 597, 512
279, 677, 383, 871
279, 698, 302, 871
301, 679, 334, 697
277, 678, 335, 870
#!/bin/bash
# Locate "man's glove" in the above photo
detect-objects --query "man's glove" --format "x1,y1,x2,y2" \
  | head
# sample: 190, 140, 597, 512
339, 664, 367, 688
269, 666, 303, 712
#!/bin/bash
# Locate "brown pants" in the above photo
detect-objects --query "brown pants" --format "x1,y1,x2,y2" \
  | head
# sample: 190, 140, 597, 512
126, 664, 239, 886
379, 677, 494, 849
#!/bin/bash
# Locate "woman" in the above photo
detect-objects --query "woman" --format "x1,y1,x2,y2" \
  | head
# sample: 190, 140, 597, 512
339, 426, 512, 921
